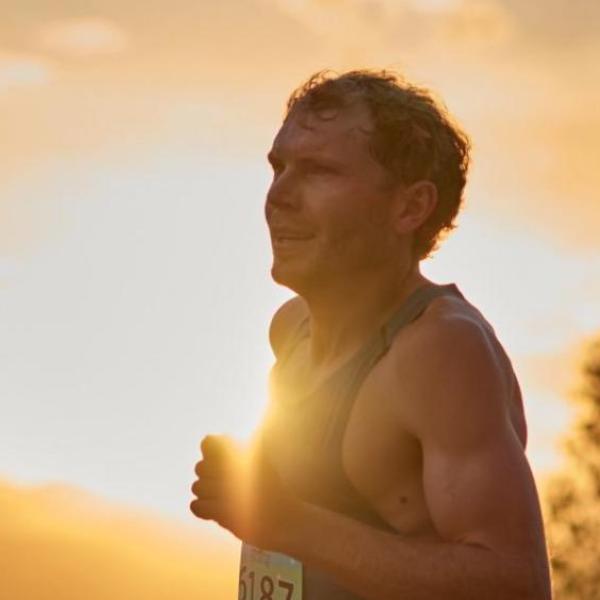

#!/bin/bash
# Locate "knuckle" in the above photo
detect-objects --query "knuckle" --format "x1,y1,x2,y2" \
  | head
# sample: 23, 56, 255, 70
189, 499, 205, 518
200, 435, 213, 454
190, 499, 218, 522
200, 434, 223, 458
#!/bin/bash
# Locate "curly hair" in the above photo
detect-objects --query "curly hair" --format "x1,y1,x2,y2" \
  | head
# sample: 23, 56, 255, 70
284, 70, 471, 260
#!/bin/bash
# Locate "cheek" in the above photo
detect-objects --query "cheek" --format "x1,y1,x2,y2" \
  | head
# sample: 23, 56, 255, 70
305, 180, 391, 248
313, 203, 359, 246
316, 209, 377, 258
366, 196, 392, 227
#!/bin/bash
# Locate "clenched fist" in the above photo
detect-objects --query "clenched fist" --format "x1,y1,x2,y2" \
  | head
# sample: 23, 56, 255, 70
190, 434, 303, 552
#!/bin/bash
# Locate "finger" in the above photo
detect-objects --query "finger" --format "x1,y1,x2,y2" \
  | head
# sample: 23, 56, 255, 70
194, 459, 224, 478
189, 498, 220, 521
190, 499, 235, 533
191, 478, 227, 500
200, 435, 238, 462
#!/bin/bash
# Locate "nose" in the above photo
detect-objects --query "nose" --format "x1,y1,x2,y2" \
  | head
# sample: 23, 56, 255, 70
265, 169, 301, 217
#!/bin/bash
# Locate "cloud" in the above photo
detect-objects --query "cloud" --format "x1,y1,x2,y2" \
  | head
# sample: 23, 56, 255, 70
405, 0, 463, 13
429, 0, 515, 46
462, 56, 600, 253
267, 0, 515, 65
0, 478, 238, 600
0, 0, 597, 256
0, 53, 53, 92
37, 17, 129, 57
501, 0, 600, 46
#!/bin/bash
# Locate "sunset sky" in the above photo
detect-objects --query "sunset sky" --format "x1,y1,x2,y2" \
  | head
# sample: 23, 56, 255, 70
1, 0, 599, 549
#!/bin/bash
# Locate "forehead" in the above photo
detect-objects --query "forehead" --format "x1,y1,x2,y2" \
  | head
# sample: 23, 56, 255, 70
271, 101, 375, 159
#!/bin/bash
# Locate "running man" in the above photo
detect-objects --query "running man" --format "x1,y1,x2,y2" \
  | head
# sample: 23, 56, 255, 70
190, 71, 553, 600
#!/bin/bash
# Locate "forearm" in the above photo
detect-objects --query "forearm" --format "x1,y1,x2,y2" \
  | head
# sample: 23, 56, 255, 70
276, 501, 546, 600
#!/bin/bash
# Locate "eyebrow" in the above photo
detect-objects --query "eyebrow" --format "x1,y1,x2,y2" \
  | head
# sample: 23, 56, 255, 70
267, 150, 343, 170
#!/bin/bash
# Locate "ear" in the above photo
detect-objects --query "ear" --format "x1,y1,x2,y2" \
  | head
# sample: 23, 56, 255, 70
390, 180, 438, 235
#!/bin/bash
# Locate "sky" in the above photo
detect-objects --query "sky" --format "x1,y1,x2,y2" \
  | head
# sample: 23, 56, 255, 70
0, 478, 238, 598
1, 0, 600, 540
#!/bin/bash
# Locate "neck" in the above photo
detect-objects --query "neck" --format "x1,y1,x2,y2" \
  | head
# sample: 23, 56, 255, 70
301, 262, 429, 369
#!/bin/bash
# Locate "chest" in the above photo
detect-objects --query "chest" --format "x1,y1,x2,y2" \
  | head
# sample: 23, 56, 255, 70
339, 356, 432, 532
265, 341, 428, 532
341, 360, 421, 490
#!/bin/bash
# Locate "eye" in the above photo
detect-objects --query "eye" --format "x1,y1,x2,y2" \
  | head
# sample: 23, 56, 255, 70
305, 162, 335, 176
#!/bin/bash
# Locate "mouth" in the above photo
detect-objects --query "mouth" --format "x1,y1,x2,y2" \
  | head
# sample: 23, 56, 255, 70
273, 235, 313, 246
270, 229, 314, 243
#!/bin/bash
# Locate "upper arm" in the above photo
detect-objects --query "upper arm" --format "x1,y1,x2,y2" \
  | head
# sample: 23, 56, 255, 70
400, 318, 549, 560
268, 296, 308, 358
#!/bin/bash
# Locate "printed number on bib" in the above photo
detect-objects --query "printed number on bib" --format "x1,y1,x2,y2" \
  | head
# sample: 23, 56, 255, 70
239, 542, 302, 600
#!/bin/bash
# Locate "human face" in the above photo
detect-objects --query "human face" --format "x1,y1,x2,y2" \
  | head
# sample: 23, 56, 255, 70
265, 102, 396, 295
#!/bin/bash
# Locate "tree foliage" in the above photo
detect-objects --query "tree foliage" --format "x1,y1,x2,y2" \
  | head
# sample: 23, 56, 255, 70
544, 339, 600, 599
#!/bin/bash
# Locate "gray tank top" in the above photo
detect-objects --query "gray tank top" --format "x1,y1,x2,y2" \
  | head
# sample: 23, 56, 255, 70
262, 282, 464, 600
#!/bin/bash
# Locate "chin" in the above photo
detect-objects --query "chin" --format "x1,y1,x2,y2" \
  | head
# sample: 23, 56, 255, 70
270, 261, 310, 294
271, 263, 298, 289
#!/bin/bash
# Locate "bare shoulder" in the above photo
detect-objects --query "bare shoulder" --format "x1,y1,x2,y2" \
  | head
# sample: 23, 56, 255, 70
420, 296, 500, 361
393, 293, 503, 368
385, 293, 521, 443
268, 296, 309, 358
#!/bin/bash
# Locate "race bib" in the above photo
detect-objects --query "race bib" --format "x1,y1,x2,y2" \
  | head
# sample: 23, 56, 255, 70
239, 542, 303, 600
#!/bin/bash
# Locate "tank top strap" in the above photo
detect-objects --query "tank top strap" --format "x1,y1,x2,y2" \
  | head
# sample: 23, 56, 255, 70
275, 283, 463, 378
380, 282, 464, 351
328, 283, 464, 408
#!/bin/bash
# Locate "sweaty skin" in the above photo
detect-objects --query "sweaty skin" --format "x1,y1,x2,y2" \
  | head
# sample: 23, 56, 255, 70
268, 291, 530, 539
264, 291, 550, 600
191, 99, 553, 600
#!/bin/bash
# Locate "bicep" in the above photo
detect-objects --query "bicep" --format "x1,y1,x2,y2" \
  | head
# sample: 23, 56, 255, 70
421, 422, 544, 554
405, 319, 546, 555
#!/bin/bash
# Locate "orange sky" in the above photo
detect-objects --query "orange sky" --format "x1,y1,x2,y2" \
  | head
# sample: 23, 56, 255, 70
0, 478, 238, 599
1, 2, 599, 595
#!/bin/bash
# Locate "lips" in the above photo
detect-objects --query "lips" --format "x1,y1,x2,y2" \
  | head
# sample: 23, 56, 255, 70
270, 228, 314, 242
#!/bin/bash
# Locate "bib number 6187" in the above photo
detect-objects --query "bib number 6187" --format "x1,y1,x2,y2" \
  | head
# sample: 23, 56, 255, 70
238, 543, 302, 600
238, 565, 295, 600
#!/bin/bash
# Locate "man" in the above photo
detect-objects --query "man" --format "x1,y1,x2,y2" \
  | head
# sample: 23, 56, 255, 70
190, 70, 552, 600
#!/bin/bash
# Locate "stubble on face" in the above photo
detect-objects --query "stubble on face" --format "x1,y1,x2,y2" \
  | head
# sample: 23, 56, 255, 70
265, 102, 396, 295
